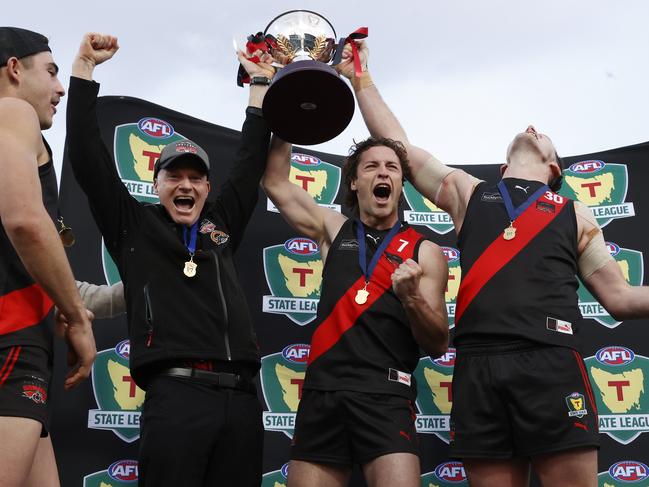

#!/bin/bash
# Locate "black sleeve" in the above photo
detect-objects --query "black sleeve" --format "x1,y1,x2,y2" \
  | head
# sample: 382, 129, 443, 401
213, 106, 270, 252
66, 76, 140, 260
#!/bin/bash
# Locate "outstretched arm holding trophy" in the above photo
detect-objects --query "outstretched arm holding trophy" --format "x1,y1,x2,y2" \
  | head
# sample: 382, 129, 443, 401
339, 39, 649, 487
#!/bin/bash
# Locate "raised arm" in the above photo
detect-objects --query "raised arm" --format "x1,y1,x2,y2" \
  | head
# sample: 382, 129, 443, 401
0, 98, 95, 388
261, 136, 346, 258
391, 240, 449, 358
337, 41, 480, 230
576, 201, 649, 320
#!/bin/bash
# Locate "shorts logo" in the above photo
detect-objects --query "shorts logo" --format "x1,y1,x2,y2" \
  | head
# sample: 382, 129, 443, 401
260, 344, 310, 438
566, 392, 588, 418
88, 340, 144, 443
267, 152, 341, 213
442, 248, 461, 328
559, 160, 635, 228
403, 182, 454, 234
546, 317, 573, 335
83, 459, 139, 486
261, 462, 290, 486
262, 238, 323, 326
585, 346, 649, 444
577, 243, 644, 328
413, 348, 456, 443
102, 118, 189, 285
21, 382, 47, 404
388, 368, 411, 386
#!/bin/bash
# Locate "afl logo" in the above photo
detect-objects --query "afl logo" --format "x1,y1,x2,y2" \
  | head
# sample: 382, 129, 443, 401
107, 459, 138, 482
137, 117, 174, 139
596, 346, 635, 366
609, 461, 649, 482
434, 462, 466, 483
282, 344, 310, 364
284, 238, 319, 255
568, 160, 605, 174
606, 242, 621, 257
441, 247, 460, 263
433, 348, 456, 367
114, 340, 130, 359
291, 153, 321, 166
280, 462, 290, 479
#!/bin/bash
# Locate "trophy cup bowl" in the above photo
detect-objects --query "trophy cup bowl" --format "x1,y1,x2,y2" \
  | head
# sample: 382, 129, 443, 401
262, 10, 355, 145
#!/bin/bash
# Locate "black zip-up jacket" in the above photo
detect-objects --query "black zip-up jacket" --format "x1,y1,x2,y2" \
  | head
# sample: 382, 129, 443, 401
66, 77, 270, 388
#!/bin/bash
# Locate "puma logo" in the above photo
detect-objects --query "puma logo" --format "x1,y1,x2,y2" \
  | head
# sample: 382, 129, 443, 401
366, 234, 380, 245
515, 185, 530, 194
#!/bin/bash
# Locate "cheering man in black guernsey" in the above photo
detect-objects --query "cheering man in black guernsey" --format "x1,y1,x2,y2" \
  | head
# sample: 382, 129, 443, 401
66, 33, 274, 486
340, 40, 649, 487
262, 134, 449, 486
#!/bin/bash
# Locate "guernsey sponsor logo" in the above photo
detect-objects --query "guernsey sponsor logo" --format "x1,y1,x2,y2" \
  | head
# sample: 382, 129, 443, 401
420, 461, 468, 486
403, 182, 454, 234
586, 346, 649, 444
413, 348, 455, 443
88, 340, 144, 443
577, 243, 643, 328
267, 152, 341, 213
559, 160, 635, 228
83, 459, 139, 486
262, 238, 322, 326
260, 345, 309, 438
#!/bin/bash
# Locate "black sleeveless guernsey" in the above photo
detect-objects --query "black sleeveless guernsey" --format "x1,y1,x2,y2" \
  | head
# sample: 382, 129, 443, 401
0, 141, 57, 352
454, 178, 581, 349
304, 219, 427, 400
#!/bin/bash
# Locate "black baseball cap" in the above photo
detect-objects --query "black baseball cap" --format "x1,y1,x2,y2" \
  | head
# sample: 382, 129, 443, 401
0, 27, 51, 66
154, 139, 210, 178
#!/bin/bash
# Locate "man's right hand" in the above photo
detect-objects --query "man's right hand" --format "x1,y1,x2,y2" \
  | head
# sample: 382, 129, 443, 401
72, 33, 119, 80
61, 310, 96, 390
335, 39, 369, 80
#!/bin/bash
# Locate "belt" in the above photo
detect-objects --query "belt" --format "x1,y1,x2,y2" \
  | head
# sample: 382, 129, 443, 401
159, 367, 255, 392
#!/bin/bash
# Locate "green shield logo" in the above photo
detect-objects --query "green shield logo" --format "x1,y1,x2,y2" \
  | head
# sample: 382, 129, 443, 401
413, 349, 455, 443
421, 462, 468, 486
598, 460, 649, 486
267, 152, 341, 213
83, 459, 139, 486
88, 340, 144, 443
559, 161, 635, 228
262, 463, 289, 487
585, 347, 649, 444
403, 182, 454, 235
578, 243, 643, 328
262, 238, 322, 326
103, 118, 186, 285
260, 345, 310, 439
441, 247, 461, 328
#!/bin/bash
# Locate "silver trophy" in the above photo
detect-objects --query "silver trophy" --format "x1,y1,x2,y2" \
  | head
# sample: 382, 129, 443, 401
262, 10, 354, 145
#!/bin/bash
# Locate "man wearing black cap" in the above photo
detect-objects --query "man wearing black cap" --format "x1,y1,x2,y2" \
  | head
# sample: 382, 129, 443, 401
66, 33, 274, 486
0, 27, 96, 486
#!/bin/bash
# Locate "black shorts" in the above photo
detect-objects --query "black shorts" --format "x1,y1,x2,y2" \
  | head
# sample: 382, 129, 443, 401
291, 389, 419, 466
449, 343, 599, 458
0, 345, 52, 437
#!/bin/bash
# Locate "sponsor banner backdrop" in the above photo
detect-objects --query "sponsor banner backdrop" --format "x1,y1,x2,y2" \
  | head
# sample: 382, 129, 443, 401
57, 95, 649, 485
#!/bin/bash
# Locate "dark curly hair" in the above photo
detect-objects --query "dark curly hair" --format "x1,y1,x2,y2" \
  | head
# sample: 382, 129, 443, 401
342, 137, 412, 214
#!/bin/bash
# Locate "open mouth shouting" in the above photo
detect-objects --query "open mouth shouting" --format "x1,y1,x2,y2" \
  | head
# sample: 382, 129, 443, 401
373, 183, 392, 203
173, 195, 195, 213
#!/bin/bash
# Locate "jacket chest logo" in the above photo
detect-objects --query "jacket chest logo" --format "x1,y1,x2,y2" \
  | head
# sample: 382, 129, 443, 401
199, 219, 230, 246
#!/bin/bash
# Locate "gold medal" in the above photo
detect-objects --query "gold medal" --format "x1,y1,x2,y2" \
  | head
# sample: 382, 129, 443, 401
355, 286, 369, 305
57, 217, 75, 247
503, 222, 516, 241
183, 254, 197, 277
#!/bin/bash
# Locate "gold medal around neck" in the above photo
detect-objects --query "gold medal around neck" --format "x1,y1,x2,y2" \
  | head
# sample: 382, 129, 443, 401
355, 287, 369, 305
503, 223, 516, 241
184, 260, 197, 278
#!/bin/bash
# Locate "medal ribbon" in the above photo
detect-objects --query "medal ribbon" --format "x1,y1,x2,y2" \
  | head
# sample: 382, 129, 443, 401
183, 222, 199, 257
356, 219, 401, 285
497, 181, 549, 222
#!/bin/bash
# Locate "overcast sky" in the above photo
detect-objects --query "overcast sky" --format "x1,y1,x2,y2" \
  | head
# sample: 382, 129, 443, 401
6, 0, 649, 180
